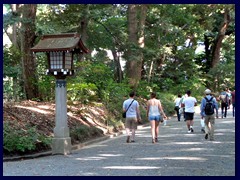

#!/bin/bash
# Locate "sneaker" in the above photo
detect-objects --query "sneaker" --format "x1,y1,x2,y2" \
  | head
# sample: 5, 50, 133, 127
188, 129, 191, 133
126, 136, 130, 143
205, 134, 208, 140
155, 138, 158, 142
190, 128, 194, 132
201, 128, 205, 133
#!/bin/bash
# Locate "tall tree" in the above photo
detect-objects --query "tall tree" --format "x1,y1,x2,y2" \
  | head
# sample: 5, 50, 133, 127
20, 4, 38, 99
211, 6, 232, 68
126, 4, 147, 89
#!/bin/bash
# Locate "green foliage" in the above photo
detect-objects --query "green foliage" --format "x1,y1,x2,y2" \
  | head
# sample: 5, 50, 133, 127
67, 82, 98, 104
207, 62, 235, 91
70, 125, 104, 143
106, 81, 131, 118
136, 81, 160, 99
3, 121, 51, 154
3, 46, 25, 101
159, 93, 176, 116
75, 61, 114, 100
3, 45, 22, 78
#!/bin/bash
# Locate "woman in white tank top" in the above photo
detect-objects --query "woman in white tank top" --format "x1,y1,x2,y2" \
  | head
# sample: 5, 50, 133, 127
147, 92, 167, 143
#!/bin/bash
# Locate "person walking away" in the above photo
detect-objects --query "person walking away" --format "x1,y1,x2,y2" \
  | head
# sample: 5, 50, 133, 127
181, 94, 188, 121
212, 93, 219, 119
219, 88, 229, 118
181, 90, 197, 133
200, 89, 218, 141
174, 94, 182, 121
123, 92, 141, 143
226, 87, 232, 109
147, 92, 167, 143
231, 87, 235, 117
200, 94, 218, 133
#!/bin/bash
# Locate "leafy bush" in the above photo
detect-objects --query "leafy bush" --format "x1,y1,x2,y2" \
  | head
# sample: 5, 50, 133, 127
3, 121, 51, 154
70, 125, 104, 144
67, 82, 98, 104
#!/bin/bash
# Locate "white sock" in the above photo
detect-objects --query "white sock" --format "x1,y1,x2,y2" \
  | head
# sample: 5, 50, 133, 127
201, 119, 205, 128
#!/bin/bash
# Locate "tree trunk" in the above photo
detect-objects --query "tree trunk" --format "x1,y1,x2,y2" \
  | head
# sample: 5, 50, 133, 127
138, 5, 148, 80
77, 4, 89, 61
148, 61, 154, 83
126, 4, 138, 89
20, 4, 38, 99
11, 4, 21, 101
126, 4, 147, 89
211, 8, 231, 68
111, 49, 123, 83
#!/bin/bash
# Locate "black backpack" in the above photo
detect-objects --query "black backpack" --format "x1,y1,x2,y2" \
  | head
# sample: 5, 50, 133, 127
204, 97, 214, 115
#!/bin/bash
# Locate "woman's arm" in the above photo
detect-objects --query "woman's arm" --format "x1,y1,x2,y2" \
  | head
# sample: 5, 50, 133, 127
158, 100, 167, 118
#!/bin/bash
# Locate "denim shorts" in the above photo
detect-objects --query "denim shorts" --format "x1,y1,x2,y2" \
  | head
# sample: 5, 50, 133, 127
149, 115, 161, 121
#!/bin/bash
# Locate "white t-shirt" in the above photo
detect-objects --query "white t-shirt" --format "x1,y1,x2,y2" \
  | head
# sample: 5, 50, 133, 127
123, 98, 139, 118
182, 96, 197, 113
174, 97, 182, 107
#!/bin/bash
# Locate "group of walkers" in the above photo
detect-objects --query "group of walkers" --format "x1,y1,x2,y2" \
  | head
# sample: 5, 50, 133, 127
174, 87, 235, 141
122, 87, 235, 144
122, 91, 167, 144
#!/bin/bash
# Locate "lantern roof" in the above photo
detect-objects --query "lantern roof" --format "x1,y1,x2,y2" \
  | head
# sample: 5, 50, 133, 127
31, 32, 89, 53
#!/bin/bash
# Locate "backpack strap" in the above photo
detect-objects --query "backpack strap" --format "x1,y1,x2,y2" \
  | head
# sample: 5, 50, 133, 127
125, 100, 135, 113
205, 96, 213, 102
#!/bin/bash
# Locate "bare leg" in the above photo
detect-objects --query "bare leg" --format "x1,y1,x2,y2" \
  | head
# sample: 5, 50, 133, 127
131, 129, 135, 141
126, 128, 130, 136
150, 120, 156, 139
186, 120, 191, 130
190, 120, 194, 127
155, 121, 159, 138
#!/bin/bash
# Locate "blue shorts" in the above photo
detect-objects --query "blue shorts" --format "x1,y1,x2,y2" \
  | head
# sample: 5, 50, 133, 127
149, 115, 161, 121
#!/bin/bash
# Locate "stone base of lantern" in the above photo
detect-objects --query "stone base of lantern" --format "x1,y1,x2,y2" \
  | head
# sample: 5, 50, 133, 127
52, 137, 72, 155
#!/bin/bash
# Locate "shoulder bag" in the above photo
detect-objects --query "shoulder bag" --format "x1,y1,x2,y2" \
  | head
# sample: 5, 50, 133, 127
122, 100, 134, 118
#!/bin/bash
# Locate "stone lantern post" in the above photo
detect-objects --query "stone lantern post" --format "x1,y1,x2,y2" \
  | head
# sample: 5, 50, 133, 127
31, 33, 89, 155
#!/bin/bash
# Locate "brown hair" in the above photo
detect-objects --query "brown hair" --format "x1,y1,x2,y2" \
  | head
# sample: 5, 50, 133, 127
151, 92, 157, 98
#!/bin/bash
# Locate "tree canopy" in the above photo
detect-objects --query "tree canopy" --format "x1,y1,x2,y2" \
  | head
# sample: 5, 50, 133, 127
3, 4, 235, 101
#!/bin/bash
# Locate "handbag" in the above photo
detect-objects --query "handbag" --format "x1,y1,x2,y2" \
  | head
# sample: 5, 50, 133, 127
174, 106, 180, 111
122, 100, 135, 118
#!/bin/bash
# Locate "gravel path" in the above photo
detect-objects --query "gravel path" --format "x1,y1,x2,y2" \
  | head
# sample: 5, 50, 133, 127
3, 110, 235, 176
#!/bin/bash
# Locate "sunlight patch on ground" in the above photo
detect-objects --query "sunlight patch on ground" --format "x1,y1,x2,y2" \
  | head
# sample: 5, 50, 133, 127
215, 129, 235, 133
137, 156, 207, 161
102, 166, 161, 170
219, 120, 235, 124
169, 127, 183, 130
172, 142, 203, 145
184, 147, 211, 151
98, 154, 123, 157
37, 105, 54, 109
81, 144, 108, 149
15, 105, 51, 114
75, 156, 106, 161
